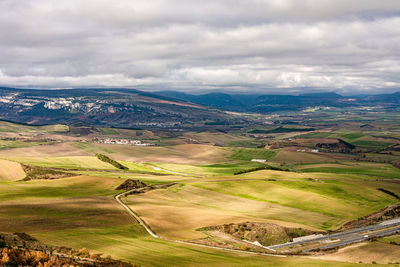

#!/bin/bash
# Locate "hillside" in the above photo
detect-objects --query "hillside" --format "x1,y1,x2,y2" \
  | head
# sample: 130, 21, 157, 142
0, 87, 241, 129
155, 91, 400, 113
0, 232, 134, 266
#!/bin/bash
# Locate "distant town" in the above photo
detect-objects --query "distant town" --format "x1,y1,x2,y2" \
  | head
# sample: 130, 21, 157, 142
94, 138, 154, 146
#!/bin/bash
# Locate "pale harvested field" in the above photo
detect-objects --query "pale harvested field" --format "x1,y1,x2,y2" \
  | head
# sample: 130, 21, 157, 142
181, 131, 251, 145
171, 144, 230, 162
3, 156, 116, 170
126, 184, 331, 240
313, 242, 400, 264
97, 143, 229, 164
237, 169, 307, 180
0, 142, 90, 157
271, 150, 338, 164
0, 159, 25, 181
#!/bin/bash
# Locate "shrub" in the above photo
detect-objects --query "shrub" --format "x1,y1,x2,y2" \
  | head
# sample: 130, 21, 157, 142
96, 154, 128, 170
234, 165, 289, 175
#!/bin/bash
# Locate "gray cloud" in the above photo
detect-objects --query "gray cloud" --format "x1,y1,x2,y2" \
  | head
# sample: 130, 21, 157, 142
1, 0, 400, 94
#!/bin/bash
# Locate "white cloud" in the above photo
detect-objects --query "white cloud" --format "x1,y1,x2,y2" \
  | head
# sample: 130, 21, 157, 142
1, 0, 400, 94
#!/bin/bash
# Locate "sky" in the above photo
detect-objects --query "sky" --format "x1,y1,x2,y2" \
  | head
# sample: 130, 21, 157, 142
1, 0, 400, 94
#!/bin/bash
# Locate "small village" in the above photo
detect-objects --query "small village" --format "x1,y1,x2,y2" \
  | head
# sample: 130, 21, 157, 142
94, 138, 153, 146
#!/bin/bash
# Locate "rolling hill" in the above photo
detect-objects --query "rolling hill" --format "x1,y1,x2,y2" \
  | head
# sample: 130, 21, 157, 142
0, 87, 242, 129
155, 90, 400, 112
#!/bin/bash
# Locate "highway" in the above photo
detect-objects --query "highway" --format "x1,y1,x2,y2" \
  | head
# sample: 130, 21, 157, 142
268, 219, 400, 253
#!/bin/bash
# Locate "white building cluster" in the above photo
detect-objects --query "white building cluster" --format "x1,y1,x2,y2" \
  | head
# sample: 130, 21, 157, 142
96, 138, 153, 146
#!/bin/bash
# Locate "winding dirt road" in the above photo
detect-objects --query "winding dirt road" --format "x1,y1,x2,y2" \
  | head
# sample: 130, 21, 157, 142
114, 188, 286, 257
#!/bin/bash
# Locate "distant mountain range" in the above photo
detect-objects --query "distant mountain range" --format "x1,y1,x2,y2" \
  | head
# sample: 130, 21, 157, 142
0, 87, 399, 128
0, 87, 238, 128
155, 91, 400, 112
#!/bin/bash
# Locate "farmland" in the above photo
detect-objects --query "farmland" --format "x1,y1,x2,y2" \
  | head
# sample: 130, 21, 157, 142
0, 110, 400, 266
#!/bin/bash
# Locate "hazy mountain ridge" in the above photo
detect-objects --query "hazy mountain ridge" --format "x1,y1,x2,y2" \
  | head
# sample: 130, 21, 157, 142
0, 87, 399, 129
155, 90, 400, 112
0, 87, 238, 128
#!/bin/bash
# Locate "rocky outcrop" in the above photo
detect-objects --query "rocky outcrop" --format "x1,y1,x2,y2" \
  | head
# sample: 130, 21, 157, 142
116, 179, 148, 191
0, 232, 135, 266
199, 222, 319, 246
340, 203, 400, 230
316, 139, 355, 153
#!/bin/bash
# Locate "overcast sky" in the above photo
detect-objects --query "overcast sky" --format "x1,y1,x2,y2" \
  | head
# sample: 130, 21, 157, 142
1, 0, 400, 94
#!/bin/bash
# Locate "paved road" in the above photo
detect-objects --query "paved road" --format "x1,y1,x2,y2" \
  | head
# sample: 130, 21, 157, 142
268, 219, 400, 253
302, 226, 400, 252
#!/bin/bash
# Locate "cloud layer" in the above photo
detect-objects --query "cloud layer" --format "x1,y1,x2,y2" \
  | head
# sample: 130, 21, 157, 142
1, 0, 400, 94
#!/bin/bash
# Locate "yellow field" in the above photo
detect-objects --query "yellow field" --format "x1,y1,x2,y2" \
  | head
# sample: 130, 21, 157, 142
0, 159, 25, 181
314, 242, 400, 264
3, 156, 117, 170
0, 121, 68, 133
271, 150, 339, 163
125, 183, 331, 240
181, 131, 251, 145
0, 142, 90, 157
89, 143, 230, 164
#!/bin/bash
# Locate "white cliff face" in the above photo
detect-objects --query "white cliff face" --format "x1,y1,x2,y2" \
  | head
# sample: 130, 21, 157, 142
44, 98, 74, 109
0, 93, 18, 103
0, 97, 12, 103
0, 88, 226, 128
108, 106, 115, 113
15, 99, 40, 106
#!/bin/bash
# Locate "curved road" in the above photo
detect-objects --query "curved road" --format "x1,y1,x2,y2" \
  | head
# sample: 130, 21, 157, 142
115, 189, 286, 257
115, 184, 400, 256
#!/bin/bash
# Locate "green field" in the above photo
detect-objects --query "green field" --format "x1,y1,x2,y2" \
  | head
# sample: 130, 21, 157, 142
229, 147, 276, 161
151, 161, 267, 176
4, 156, 118, 170
0, 116, 400, 265
97, 127, 120, 135
0, 140, 54, 150
34, 225, 363, 267
297, 162, 400, 178
0, 120, 68, 133
0, 173, 364, 266
189, 176, 399, 230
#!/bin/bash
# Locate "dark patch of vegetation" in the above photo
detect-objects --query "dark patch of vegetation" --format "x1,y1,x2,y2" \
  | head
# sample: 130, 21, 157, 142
22, 165, 75, 181
13, 233, 37, 241
316, 139, 355, 153
378, 188, 400, 199
249, 127, 315, 134
116, 179, 147, 190
340, 203, 400, 230
96, 153, 128, 170
392, 162, 400, 169
234, 165, 289, 175
0, 232, 134, 266
199, 222, 320, 246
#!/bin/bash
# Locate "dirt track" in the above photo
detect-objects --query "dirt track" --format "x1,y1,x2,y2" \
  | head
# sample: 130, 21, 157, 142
114, 187, 286, 258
